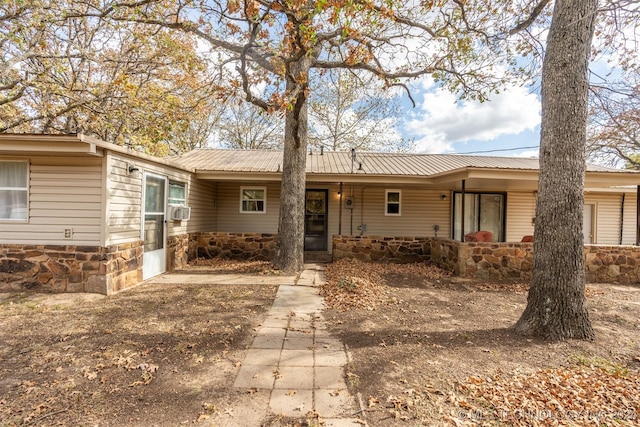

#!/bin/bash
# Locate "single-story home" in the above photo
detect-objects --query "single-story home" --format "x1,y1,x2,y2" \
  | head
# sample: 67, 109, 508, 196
1, 133, 640, 294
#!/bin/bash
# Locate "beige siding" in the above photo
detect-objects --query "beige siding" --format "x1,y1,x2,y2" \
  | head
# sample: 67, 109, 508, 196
105, 153, 216, 246
0, 156, 103, 245
105, 155, 143, 245
506, 192, 536, 242
214, 182, 450, 251
338, 185, 450, 238
586, 193, 618, 244
216, 182, 280, 233
621, 192, 637, 245
585, 192, 628, 245
185, 179, 216, 234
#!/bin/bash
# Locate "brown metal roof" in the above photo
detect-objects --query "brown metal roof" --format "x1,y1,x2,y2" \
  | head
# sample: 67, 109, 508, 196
173, 149, 617, 176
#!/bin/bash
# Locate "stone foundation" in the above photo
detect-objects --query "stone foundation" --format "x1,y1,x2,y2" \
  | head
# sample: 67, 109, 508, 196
457, 241, 534, 280
332, 235, 432, 263
332, 236, 640, 284
190, 232, 277, 261
168, 234, 190, 271
0, 242, 143, 295
584, 245, 640, 284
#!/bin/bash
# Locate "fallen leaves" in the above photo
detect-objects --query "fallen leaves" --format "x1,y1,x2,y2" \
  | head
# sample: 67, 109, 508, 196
322, 259, 450, 311
455, 364, 640, 426
474, 282, 607, 298
0, 280, 278, 426
188, 258, 277, 274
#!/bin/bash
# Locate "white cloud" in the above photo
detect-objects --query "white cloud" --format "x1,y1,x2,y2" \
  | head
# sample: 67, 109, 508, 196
513, 149, 539, 158
405, 84, 541, 153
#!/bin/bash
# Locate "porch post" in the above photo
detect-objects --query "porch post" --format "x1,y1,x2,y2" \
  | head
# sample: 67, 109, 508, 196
338, 182, 343, 236
636, 186, 640, 245
461, 179, 466, 241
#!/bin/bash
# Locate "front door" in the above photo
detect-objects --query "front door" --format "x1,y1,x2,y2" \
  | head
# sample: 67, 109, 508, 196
142, 173, 167, 280
304, 189, 328, 251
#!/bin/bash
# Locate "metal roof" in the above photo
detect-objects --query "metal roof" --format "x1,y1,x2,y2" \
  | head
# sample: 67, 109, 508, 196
173, 149, 617, 176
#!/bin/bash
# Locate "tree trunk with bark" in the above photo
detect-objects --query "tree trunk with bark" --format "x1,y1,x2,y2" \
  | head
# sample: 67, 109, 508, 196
515, 0, 598, 340
272, 59, 311, 273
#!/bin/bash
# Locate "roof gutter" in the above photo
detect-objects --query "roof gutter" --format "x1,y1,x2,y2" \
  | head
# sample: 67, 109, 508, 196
429, 167, 540, 184
0, 133, 196, 173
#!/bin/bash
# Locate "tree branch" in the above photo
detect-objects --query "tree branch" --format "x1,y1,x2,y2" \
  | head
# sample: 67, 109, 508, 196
509, 0, 552, 35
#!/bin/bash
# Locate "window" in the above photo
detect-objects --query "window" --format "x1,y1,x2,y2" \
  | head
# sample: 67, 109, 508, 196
0, 160, 28, 221
168, 182, 186, 206
240, 187, 266, 213
453, 192, 505, 242
385, 190, 401, 216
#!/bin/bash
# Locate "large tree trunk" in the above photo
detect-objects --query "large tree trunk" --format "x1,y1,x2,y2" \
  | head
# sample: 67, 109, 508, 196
514, 0, 597, 340
272, 60, 310, 273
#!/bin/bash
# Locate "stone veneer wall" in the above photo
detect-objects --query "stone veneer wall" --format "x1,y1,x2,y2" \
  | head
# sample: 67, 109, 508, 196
332, 236, 640, 284
189, 232, 277, 261
332, 235, 433, 263
584, 245, 640, 284
456, 241, 534, 280
168, 234, 190, 271
0, 242, 143, 295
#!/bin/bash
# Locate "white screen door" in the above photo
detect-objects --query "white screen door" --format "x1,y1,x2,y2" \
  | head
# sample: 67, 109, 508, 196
142, 173, 167, 280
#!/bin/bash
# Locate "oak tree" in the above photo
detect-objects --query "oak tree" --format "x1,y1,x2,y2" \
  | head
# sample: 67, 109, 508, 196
514, 0, 599, 340
95, 0, 522, 272
587, 76, 640, 168
0, 1, 216, 155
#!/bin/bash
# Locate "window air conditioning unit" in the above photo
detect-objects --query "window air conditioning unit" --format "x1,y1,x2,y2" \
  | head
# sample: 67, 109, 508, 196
344, 196, 355, 209
169, 206, 191, 221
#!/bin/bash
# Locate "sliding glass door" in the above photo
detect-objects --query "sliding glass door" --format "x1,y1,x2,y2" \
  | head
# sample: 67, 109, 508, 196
453, 193, 505, 242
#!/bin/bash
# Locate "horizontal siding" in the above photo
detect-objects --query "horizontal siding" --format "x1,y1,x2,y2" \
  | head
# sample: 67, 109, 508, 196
105, 153, 216, 246
216, 182, 280, 233
105, 155, 142, 245
0, 156, 103, 245
185, 179, 216, 234
338, 186, 450, 238
506, 192, 536, 242
622, 192, 637, 245
214, 183, 451, 252
586, 193, 623, 245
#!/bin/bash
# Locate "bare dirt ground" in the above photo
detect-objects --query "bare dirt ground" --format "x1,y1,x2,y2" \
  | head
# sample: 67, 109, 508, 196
0, 260, 279, 427
323, 259, 640, 426
1, 258, 639, 427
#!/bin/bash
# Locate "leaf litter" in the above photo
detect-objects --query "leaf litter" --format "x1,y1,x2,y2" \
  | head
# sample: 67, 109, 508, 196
323, 258, 640, 426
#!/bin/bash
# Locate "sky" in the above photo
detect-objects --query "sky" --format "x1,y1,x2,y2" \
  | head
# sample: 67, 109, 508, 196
399, 77, 542, 158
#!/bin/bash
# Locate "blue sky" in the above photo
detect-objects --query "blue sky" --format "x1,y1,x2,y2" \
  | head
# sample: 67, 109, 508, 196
399, 78, 542, 157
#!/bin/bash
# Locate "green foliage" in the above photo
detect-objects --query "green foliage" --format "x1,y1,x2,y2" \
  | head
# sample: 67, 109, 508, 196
338, 276, 359, 292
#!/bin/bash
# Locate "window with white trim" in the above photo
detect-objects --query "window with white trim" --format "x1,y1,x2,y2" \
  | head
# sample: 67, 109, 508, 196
0, 160, 28, 221
240, 187, 266, 213
385, 190, 401, 216
168, 182, 186, 206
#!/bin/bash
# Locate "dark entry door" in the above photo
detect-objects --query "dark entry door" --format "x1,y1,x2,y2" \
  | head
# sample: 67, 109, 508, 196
304, 189, 328, 251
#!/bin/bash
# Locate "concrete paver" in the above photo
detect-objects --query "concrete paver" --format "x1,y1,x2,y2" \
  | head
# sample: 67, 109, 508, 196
315, 366, 349, 389
274, 366, 315, 389
242, 348, 282, 365
279, 349, 315, 366
230, 263, 364, 425
270, 389, 313, 414
315, 388, 360, 418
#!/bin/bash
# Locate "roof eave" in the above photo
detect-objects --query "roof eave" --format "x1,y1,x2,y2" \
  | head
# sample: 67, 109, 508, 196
0, 134, 102, 157
429, 167, 540, 184
0, 133, 195, 172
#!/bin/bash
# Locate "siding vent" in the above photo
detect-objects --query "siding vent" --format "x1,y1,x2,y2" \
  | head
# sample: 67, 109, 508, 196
64, 228, 73, 239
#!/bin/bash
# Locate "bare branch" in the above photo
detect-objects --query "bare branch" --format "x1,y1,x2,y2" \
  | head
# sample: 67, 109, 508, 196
509, 0, 552, 35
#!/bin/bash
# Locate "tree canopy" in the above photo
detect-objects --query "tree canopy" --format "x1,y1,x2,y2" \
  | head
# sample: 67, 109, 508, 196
1, 1, 217, 155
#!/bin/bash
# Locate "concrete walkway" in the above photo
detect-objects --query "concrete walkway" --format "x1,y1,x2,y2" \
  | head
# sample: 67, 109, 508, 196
233, 263, 364, 426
